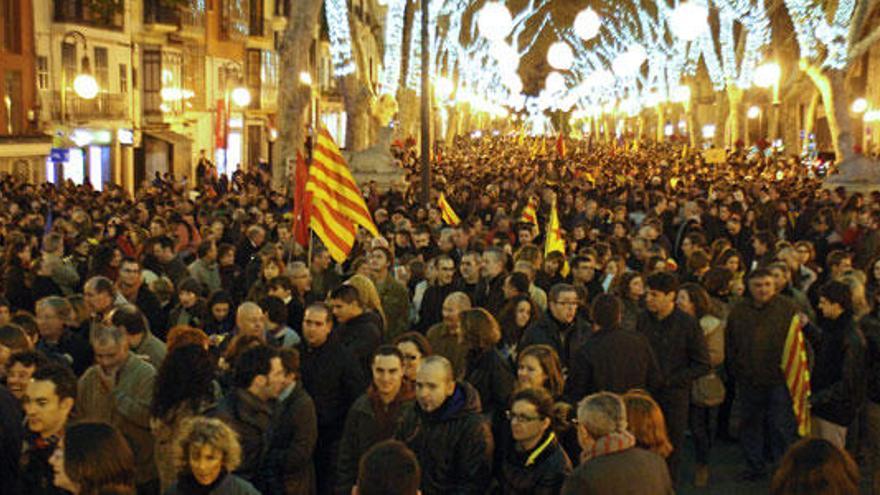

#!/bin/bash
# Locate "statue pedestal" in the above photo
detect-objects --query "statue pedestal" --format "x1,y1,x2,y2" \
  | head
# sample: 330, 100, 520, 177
823, 155, 880, 193
344, 126, 405, 191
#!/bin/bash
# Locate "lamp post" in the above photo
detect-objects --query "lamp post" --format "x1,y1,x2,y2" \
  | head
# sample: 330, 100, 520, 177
747, 105, 762, 144
220, 61, 251, 173
753, 62, 780, 142
60, 30, 99, 124
420, 0, 430, 207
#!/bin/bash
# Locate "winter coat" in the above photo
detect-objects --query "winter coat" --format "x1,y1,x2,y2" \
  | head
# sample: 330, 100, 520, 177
210, 388, 273, 484
417, 282, 459, 332
375, 274, 412, 341
560, 447, 673, 495
335, 311, 382, 376
463, 347, 515, 422
564, 326, 661, 403
496, 430, 572, 495
475, 272, 508, 317
395, 382, 494, 495
636, 308, 710, 394
519, 312, 591, 373
36, 329, 93, 376
168, 299, 208, 329
427, 323, 469, 379
726, 294, 800, 387
165, 472, 261, 495
861, 315, 880, 404
336, 385, 415, 493
810, 314, 867, 426
262, 383, 318, 495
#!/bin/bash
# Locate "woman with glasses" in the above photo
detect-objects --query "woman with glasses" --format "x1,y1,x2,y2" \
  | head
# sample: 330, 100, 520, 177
392, 331, 433, 384
496, 388, 572, 494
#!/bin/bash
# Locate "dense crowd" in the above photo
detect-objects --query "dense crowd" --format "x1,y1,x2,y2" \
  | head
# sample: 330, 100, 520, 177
0, 135, 878, 495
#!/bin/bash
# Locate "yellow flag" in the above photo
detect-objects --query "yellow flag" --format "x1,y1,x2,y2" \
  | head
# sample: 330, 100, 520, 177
544, 199, 569, 277
438, 192, 461, 226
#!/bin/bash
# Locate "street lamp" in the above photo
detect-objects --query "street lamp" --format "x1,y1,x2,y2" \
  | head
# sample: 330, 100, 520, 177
221, 61, 251, 108
299, 71, 312, 86
60, 30, 99, 126
852, 98, 868, 114
747, 106, 762, 143
753, 62, 781, 140
669, 2, 709, 41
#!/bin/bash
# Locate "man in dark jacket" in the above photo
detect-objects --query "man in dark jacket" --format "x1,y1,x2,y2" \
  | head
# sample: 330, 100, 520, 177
565, 294, 661, 403
19, 364, 77, 495
262, 348, 317, 495
636, 272, 710, 482
474, 248, 508, 317
299, 302, 367, 494
212, 345, 285, 485
416, 255, 459, 332
336, 345, 415, 493
35, 296, 93, 376
329, 285, 382, 376
520, 284, 591, 374
0, 384, 22, 495
395, 355, 493, 495
811, 281, 866, 448
561, 392, 673, 495
726, 268, 801, 479
117, 258, 167, 336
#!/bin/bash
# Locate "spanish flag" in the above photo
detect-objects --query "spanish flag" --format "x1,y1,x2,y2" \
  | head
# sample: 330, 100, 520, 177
782, 313, 811, 436
438, 192, 461, 226
520, 197, 538, 225
306, 128, 378, 262
544, 199, 569, 277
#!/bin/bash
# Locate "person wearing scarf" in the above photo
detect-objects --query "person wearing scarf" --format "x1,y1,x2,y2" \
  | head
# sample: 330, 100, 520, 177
562, 392, 673, 495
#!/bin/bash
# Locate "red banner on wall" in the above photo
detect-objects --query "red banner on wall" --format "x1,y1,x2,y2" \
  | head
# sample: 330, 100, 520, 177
215, 99, 227, 150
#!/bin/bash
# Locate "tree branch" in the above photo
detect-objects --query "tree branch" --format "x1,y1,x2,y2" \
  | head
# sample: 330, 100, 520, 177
848, 23, 880, 62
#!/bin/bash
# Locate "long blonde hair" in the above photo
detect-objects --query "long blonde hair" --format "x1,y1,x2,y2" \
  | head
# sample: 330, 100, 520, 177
345, 274, 387, 327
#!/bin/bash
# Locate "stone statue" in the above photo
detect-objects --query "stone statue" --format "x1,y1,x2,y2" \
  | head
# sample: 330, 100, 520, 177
344, 94, 405, 190
824, 132, 880, 192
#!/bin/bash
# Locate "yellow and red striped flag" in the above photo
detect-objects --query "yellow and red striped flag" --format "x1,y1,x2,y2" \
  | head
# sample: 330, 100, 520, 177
520, 196, 538, 225
782, 313, 811, 436
438, 192, 461, 226
544, 199, 569, 277
306, 128, 378, 262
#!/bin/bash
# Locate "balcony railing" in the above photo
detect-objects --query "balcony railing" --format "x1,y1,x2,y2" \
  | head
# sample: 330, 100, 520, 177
49, 92, 129, 121
54, 0, 124, 30
143, 0, 180, 26
248, 16, 272, 38
179, 9, 206, 35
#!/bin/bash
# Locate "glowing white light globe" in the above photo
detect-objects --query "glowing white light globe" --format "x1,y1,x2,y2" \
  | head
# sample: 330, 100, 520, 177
435, 77, 454, 100
490, 41, 520, 75
612, 45, 647, 77
73, 74, 99, 99
669, 2, 709, 41
851, 98, 868, 113
574, 8, 601, 41
702, 124, 716, 139
545, 71, 566, 94
747, 106, 761, 119
299, 71, 313, 86
547, 42, 574, 71
753, 63, 780, 88
478, 2, 512, 42
230, 86, 252, 107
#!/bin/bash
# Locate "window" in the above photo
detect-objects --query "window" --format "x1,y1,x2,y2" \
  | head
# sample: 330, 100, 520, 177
142, 47, 161, 114
61, 42, 77, 91
1, 0, 21, 53
246, 49, 261, 109
119, 64, 128, 93
94, 46, 109, 93
221, 0, 248, 40
3, 70, 22, 134
37, 56, 49, 90
182, 44, 205, 109
261, 50, 278, 109
249, 0, 263, 36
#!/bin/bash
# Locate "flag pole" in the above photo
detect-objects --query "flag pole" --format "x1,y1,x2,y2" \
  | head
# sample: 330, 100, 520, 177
419, 0, 431, 207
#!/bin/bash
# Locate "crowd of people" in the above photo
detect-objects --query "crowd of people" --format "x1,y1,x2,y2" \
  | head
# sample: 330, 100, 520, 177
0, 135, 878, 495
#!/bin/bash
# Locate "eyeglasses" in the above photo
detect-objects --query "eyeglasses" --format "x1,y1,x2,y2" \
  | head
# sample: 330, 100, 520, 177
506, 410, 543, 423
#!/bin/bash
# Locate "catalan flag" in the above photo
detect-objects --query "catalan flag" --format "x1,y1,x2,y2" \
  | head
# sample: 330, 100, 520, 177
520, 196, 538, 225
438, 192, 461, 226
782, 313, 811, 436
544, 199, 569, 277
306, 128, 378, 262
555, 133, 566, 157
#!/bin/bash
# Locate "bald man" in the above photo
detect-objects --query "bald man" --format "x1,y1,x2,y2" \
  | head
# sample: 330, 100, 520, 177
426, 292, 471, 379
394, 356, 493, 495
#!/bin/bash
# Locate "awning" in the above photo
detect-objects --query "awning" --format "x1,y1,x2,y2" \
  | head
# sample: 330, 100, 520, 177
0, 135, 53, 158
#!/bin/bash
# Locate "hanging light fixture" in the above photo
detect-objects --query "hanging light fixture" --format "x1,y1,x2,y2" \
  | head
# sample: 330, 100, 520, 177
478, 2, 513, 42
574, 8, 601, 41
547, 41, 574, 71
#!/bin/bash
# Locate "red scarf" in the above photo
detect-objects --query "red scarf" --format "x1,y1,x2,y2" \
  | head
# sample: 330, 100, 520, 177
581, 431, 636, 464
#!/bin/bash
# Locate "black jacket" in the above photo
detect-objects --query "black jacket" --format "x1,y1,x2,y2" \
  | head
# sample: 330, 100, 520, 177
299, 335, 367, 440
262, 383, 318, 495
395, 382, 494, 495
417, 282, 459, 332
35, 330, 93, 377
519, 313, 591, 373
861, 315, 880, 404
565, 326, 662, 403
134, 285, 167, 340
18, 430, 66, 495
211, 388, 272, 483
0, 386, 22, 495
464, 347, 515, 422
726, 294, 800, 387
475, 273, 507, 317
810, 314, 867, 426
495, 430, 572, 495
336, 311, 383, 376
636, 308, 710, 394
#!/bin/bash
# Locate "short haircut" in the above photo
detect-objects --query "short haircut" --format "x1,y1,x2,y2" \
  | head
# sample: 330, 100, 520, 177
577, 391, 628, 438
826, 249, 852, 269
42, 232, 64, 253
84, 276, 115, 295
329, 284, 362, 306
591, 294, 622, 329
0, 324, 30, 352
7, 349, 50, 371
819, 280, 853, 314
154, 235, 175, 251
507, 272, 531, 294
259, 296, 289, 325
178, 277, 203, 296
197, 241, 215, 259
483, 246, 505, 264
232, 345, 278, 389
357, 440, 421, 495
90, 324, 127, 346
748, 267, 774, 281
278, 347, 300, 376
110, 304, 148, 335
217, 243, 235, 259
31, 363, 78, 400
120, 257, 140, 268
372, 344, 405, 367
443, 291, 472, 310
304, 302, 332, 322
371, 246, 394, 266
645, 272, 679, 294
419, 355, 454, 383
267, 276, 292, 292
549, 283, 577, 302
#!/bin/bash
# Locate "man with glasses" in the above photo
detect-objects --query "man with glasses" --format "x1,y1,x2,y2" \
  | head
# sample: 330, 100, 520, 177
520, 284, 591, 373
116, 257, 166, 342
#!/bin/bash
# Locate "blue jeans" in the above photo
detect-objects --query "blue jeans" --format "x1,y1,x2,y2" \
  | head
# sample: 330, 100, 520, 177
736, 383, 799, 473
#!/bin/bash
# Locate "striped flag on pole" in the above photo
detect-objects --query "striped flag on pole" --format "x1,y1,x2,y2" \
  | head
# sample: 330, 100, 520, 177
306, 128, 378, 262
544, 199, 569, 277
438, 192, 461, 226
520, 197, 538, 225
782, 313, 811, 436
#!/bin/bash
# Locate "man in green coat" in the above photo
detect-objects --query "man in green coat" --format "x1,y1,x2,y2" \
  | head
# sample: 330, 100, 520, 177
370, 246, 411, 341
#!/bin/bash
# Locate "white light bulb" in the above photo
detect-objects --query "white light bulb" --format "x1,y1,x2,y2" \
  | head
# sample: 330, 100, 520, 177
851, 98, 868, 114
478, 2, 512, 42
574, 8, 601, 41
669, 2, 709, 41
73, 74, 99, 99
230, 87, 252, 107
547, 42, 574, 71
545, 71, 566, 95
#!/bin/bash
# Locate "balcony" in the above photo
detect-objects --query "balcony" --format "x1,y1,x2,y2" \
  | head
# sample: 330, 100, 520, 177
246, 17, 273, 49
49, 92, 129, 121
143, 0, 180, 33
54, 0, 124, 30
178, 9, 206, 39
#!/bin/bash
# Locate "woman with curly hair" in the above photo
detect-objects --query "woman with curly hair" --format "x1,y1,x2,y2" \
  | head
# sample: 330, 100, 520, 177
165, 416, 260, 494
150, 344, 219, 491
49, 421, 136, 495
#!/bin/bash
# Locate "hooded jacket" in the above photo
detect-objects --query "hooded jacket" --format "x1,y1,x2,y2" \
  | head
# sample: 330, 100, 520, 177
395, 382, 494, 495
810, 314, 867, 426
